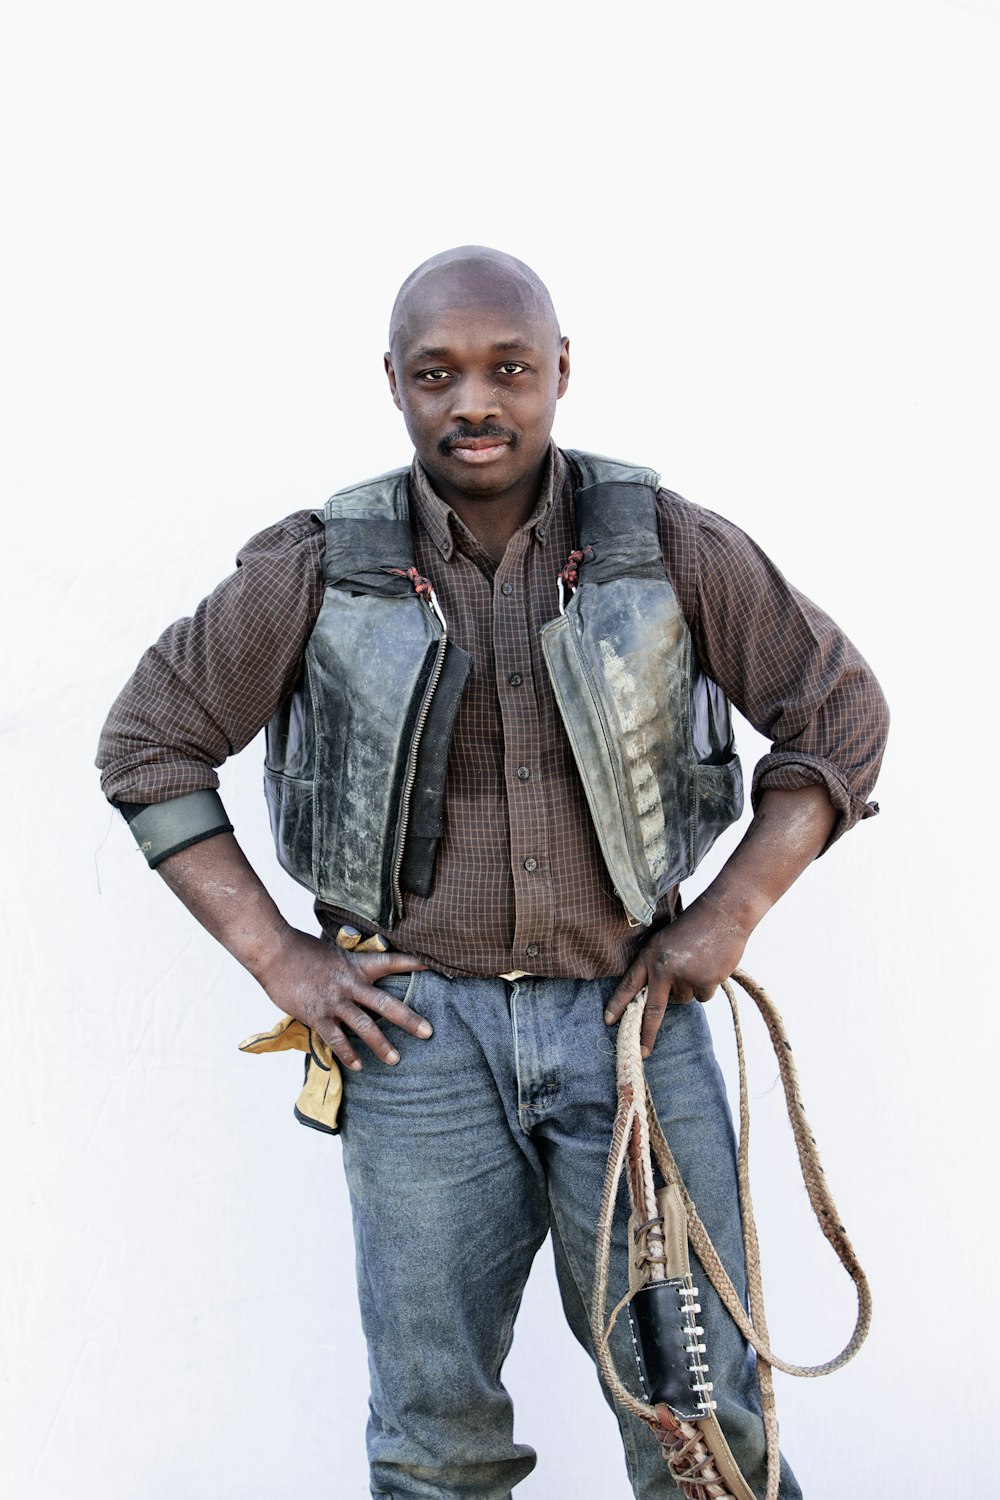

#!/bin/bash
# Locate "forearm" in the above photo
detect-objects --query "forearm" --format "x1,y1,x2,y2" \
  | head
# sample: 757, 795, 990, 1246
155, 831, 293, 982
694, 783, 837, 936
152, 829, 430, 1068
607, 783, 838, 1050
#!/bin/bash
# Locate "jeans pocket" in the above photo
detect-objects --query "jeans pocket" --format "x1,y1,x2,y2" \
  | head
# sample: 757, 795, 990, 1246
374, 970, 420, 1007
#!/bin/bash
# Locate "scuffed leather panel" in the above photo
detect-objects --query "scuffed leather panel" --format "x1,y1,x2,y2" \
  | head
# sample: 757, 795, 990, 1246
542, 575, 693, 923
308, 590, 440, 925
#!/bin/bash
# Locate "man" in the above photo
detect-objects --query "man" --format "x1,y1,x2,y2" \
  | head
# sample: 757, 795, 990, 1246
98, 246, 888, 1499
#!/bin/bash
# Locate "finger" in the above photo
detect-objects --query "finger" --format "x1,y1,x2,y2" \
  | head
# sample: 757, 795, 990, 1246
335, 925, 362, 951
604, 963, 647, 1024
320, 1020, 362, 1072
352, 949, 427, 977
639, 957, 677, 1055
325, 996, 402, 1065
639, 985, 671, 1057
320, 951, 432, 1045
354, 983, 434, 1041
348, 953, 432, 1034
340, 952, 433, 1038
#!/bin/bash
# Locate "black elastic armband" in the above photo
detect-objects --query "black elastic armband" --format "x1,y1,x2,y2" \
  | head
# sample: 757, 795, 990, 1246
120, 790, 234, 868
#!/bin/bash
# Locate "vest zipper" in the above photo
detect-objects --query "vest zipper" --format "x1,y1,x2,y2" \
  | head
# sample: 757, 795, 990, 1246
390, 588, 449, 921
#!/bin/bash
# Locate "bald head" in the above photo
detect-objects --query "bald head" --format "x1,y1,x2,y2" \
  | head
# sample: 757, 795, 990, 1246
383, 246, 570, 513
388, 246, 561, 357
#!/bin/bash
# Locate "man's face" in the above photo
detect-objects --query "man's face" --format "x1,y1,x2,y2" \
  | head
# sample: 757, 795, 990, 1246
385, 299, 570, 506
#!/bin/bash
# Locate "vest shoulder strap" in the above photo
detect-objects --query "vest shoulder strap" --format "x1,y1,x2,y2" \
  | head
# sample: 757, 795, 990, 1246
321, 451, 660, 526
320, 467, 413, 589
317, 451, 665, 588
565, 451, 664, 582
564, 449, 661, 492
323, 465, 411, 522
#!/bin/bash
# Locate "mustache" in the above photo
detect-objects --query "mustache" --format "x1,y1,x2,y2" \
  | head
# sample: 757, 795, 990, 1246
439, 424, 518, 456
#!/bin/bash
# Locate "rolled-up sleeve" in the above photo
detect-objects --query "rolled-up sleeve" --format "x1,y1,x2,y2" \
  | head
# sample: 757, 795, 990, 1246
97, 511, 325, 804
658, 491, 888, 847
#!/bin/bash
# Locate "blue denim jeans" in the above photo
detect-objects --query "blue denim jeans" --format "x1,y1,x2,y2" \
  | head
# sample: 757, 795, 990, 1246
339, 971, 801, 1500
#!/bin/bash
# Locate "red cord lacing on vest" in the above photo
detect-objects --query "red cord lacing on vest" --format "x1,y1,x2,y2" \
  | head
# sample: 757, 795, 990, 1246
558, 546, 594, 593
386, 565, 435, 602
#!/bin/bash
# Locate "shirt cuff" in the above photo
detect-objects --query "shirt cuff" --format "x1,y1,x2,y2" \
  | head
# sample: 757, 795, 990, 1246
750, 753, 879, 851
117, 790, 234, 868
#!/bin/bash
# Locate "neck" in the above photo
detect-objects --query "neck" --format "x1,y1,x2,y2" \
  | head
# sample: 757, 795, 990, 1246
428, 453, 549, 561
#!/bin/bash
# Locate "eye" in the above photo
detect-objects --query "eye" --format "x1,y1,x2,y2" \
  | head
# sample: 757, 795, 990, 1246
498, 362, 527, 376
416, 368, 451, 383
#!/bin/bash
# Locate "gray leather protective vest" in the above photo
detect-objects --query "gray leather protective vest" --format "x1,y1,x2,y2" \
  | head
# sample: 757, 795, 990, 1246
264, 452, 743, 929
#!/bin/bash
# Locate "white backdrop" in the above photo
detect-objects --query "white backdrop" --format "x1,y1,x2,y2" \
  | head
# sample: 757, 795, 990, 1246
3, 2, 998, 1496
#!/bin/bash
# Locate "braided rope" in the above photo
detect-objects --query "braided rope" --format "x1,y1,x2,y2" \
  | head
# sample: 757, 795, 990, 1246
617, 990, 659, 1228
592, 1001, 758, 1499
592, 970, 873, 1500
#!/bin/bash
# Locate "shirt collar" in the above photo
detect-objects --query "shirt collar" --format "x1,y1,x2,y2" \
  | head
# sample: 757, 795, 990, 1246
409, 443, 566, 561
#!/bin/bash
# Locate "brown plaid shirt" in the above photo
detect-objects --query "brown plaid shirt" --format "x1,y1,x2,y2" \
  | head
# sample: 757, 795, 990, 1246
98, 447, 888, 978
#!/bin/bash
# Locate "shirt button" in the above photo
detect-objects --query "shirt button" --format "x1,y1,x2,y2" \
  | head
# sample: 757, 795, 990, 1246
508, 673, 523, 686
500, 582, 514, 596
525, 944, 540, 958
516, 766, 531, 781
523, 857, 538, 872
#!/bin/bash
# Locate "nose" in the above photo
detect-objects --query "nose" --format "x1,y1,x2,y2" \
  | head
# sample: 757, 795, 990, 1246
450, 372, 502, 426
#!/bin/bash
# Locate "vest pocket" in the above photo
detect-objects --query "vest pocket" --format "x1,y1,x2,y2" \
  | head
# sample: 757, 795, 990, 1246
691, 755, 744, 869
263, 769, 316, 892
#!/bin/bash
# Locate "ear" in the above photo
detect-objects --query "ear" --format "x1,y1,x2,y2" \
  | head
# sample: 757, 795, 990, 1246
557, 337, 571, 399
384, 352, 403, 411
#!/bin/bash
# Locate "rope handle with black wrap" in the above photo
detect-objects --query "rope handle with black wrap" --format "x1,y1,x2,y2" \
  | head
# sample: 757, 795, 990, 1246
591, 970, 872, 1500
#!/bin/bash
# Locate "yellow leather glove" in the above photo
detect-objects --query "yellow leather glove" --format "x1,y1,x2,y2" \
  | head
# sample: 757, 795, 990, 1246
239, 926, 388, 1134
